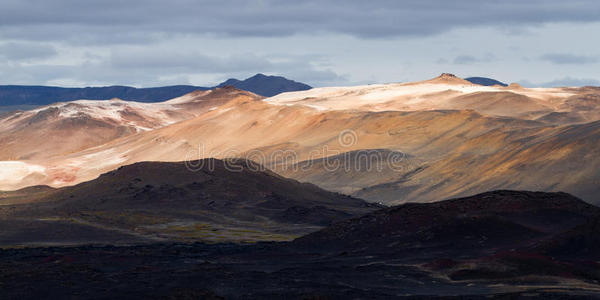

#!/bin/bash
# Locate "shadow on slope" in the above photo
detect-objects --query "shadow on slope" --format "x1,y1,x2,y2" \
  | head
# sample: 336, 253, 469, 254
0, 158, 380, 246
1, 191, 600, 298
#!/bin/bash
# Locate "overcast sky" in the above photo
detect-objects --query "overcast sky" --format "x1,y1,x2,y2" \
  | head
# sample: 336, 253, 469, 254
1, 0, 599, 88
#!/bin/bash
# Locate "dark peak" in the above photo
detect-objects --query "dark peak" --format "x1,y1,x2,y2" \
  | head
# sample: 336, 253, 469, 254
220, 78, 241, 85
215, 73, 311, 97
246, 73, 286, 82
465, 77, 508, 87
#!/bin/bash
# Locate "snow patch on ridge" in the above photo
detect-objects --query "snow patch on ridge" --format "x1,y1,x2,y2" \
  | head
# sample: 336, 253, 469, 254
264, 81, 577, 112
26, 99, 184, 131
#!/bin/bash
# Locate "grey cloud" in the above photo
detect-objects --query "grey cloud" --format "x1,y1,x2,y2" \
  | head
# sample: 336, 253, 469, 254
540, 53, 598, 64
540, 77, 600, 87
1, 0, 600, 44
519, 77, 600, 87
283, 68, 348, 87
453, 55, 478, 65
110, 50, 272, 72
0, 42, 57, 60
452, 53, 496, 65
1, 1, 599, 87
435, 58, 448, 64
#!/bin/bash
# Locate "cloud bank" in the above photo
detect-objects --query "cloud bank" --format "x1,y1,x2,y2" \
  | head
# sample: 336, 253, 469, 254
0, 0, 599, 87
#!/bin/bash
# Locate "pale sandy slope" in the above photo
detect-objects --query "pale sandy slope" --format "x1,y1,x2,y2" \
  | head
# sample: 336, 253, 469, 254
0, 87, 262, 189
266, 73, 600, 123
1, 75, 600, 206
0, 87, 262, 161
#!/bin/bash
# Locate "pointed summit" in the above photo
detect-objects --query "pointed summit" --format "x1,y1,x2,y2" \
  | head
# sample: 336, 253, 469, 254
423, 73, 473, 85
439, 72, 458, 78
507, 82, 524, 89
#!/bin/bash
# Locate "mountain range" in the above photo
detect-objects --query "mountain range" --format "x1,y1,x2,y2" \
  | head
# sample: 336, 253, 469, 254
3, 73, 600, 205
0, 73, 311, 107
2, 73, 600, 298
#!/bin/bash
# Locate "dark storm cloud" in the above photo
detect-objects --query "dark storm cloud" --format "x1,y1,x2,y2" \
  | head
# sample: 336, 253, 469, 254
1, 0, 600, 43
539, 53, 598, 64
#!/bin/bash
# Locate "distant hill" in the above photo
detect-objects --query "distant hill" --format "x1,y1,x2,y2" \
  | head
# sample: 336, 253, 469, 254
465, 76, 508, 86
0, 74, 311, 106
218, 73, 311, 97
0, 85, 206, 105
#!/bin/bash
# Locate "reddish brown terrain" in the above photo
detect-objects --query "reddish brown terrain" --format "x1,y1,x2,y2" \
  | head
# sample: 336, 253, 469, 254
1, 74, 600, 205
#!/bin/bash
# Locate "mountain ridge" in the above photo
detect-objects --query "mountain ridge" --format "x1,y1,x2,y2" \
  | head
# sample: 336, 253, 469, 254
3, 74, 600, 206
0, 74, 311, 106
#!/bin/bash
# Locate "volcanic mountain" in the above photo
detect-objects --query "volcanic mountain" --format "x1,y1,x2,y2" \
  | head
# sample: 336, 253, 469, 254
0, 158, 379, 246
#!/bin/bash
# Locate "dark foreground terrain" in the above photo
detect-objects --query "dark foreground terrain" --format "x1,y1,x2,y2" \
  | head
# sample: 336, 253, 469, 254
2, 241, 598, 300
1, 190, 599, 299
